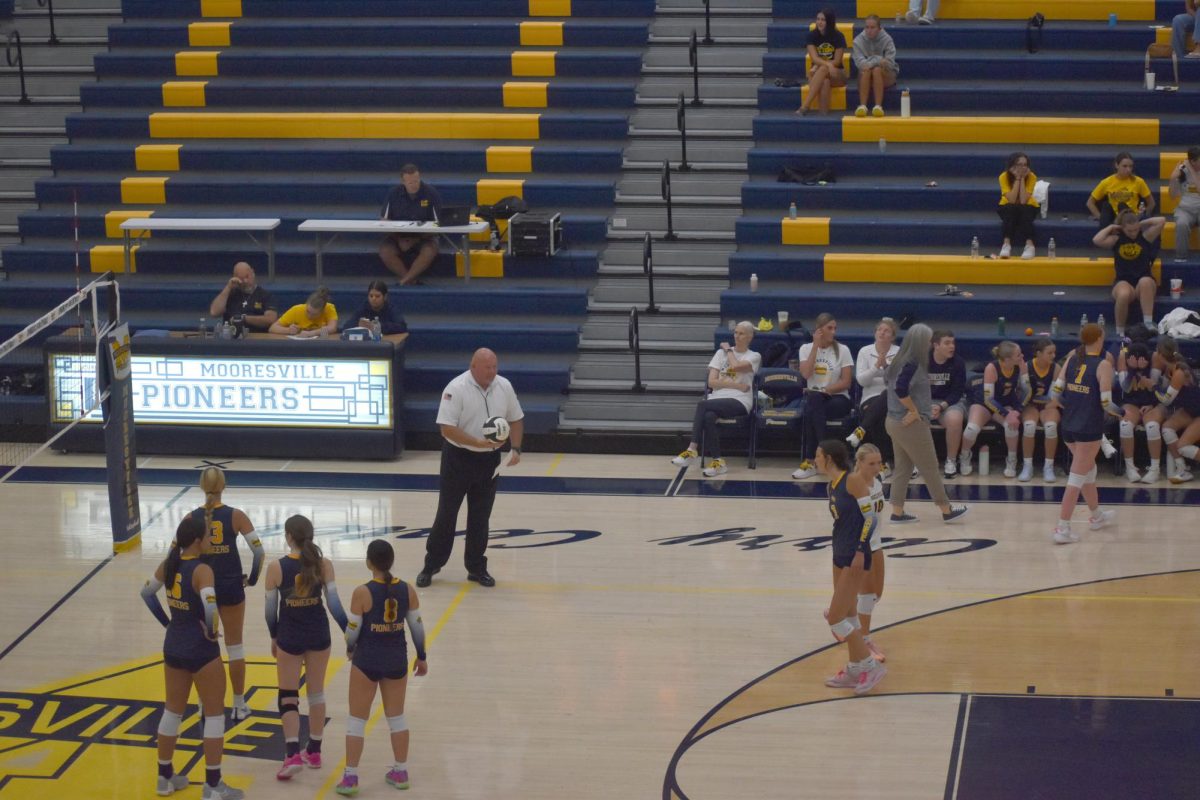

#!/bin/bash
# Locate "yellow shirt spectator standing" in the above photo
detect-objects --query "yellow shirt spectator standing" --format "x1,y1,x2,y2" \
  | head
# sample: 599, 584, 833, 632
997, 152, 1039, 259
1086, 151, 1155, 229
270, 286, 339, 338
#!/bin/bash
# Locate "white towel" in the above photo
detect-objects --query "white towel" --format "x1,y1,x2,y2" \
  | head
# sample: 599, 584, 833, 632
1033, 180, 1051, 219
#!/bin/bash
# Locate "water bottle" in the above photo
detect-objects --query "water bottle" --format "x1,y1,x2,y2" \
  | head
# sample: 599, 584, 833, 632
750, 273, 759, 293
1047, 237, 1056, 260
1080, 313, 1088, 330
979, 445, 990, 476
878, 138, 887, 154
970, 236, 980, 259
788, 202, 797, 220
372, 318, 382, 339
1097, 313, 1105, 330
222, 321, 234, 339
1051, 316, 1059, 336
900, 88, 911, 118
198, 317, 208, 338
997, 316, 1006, 336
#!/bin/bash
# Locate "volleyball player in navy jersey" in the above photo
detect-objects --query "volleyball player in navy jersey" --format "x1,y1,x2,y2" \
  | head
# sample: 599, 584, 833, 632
140, 516, 244, 800
1117, 341, 1165, 483
191, 467, 264, 720
337, 539, 428, 796
1050, 323, 1122, 544
816, 439, 887, 695
1157, 354, 1200, 483
961, 341, 1031, 478
264, 515, 349, 780
1019, 338, 1062, 483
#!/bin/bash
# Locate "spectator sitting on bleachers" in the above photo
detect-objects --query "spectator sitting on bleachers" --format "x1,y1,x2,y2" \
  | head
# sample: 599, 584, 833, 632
997, 152, 1039, 260
1156, 351, 1199, 483
1117, 341, 1165, 483
379, 163, 442, 286
905, 0, 938, 25
792, 313, 855, 479
960, 341, 1030, 478
1086, 152, 1155, 229
269, 286, 338, 339
929, 329, 969, 478
1167, 146, 1200, 263
208, 261, 278, 331
671, 321, 761, 478
851, 15, 898, 118
797, 7, 848, 116
351, 280, 408, 335
1019, 337, 1061, 483
1092, 210, 1166, 337
1171, 0, 1200, 59
847, 317, 899, 465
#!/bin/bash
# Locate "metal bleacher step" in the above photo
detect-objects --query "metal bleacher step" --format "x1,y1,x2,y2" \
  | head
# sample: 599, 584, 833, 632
589, 276, 725, 309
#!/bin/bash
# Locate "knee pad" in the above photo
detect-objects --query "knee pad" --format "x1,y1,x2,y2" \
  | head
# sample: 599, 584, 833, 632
346, 716, 367, 739
157, 709, 182, 738
964, 422, 981, 441
1004, 422, 1018, 438
386, 713, 408, 734
1085, 466, 1097, 484
1163, 427, 1178, 445
278, 688, 300, 716
1119, 419, 1134, 439
847, 615, 861, 631
225, 643, 245, 662
1067, 471, 1088, 488
830, 618, 855, 640
203, 715, 224, 739
857, 593, 878, 616
1146, 421, 1161, 441
1023, 420, 1038, 438
306, 691, 326, 707
1043, 421, 1058, 439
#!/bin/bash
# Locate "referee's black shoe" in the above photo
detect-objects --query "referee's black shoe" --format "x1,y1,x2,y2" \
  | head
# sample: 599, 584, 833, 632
415, 569, 436, 588
467, 570, 496, 588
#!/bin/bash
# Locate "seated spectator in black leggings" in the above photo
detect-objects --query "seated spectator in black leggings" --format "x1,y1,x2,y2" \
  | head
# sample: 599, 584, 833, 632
792, 312, 855, 479
997, 151, 1039, 260
847, 317, 898, 463
672, 321, 762, 478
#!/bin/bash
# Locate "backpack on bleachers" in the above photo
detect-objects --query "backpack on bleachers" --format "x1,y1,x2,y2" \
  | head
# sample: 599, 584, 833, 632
779, 164, 836, 185
475, 195, 529, 250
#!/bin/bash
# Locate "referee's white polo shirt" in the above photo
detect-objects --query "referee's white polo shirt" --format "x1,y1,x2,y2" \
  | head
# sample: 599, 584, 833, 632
436, 370, 525, 452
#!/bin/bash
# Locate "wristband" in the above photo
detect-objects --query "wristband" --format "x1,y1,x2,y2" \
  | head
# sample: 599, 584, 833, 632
512, 447, 522, 454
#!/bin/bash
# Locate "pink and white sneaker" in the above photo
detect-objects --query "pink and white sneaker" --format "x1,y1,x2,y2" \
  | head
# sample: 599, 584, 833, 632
385, 768, 410, 789
301, 750, 322, 769
276, 754, 303, 781
854, 662, 888, 695
865, 638, 887, 663
824, 668, 859, 688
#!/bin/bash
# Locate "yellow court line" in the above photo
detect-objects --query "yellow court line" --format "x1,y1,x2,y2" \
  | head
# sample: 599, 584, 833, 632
313, 582, 474, 797
543, 452, 563, 476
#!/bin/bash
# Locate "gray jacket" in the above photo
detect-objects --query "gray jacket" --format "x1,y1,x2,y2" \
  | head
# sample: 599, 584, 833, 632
852, 29, 899, 74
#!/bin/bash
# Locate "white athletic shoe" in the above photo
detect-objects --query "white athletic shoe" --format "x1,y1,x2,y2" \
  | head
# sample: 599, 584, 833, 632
1043, 462, 1057, 482
1169, 469, 1194, 484
905, 9, 919, 22
1088, 508, 1116, 530
1100, 436, 1118, 458
671, 449, 698, 467
1125, 464, 1142, 483
1018, 460, 1033, 482
999, 242, 1012, 259
944, 457, 957, 477
157, 774, 189, 797
918, 14, 935, 24
1021, 242, 1035, 260
824, 668, 859, 688
1003, 455, 1018, 478
792, 460, 819, 480
202, 782, 245, 800
1052, 523, 1079, 545
231, 700, 252, 721
1139, 465, 1160, 483
959, 451, 973, 476
702, 458, 728, 478
854, 662, 888, 695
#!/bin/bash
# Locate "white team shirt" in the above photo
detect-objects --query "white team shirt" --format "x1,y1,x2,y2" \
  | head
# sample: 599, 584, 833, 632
797, 342, 854, 398
707, 348, 762, 411
868, 475, 885, 551
855, 343, 900, 404
436, 370, 525, 452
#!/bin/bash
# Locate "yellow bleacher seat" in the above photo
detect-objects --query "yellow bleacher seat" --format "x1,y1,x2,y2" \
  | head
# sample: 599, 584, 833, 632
823, 253, 1162, 286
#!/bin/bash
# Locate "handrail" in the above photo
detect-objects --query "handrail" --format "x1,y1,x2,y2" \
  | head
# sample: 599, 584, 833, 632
688, 30, 702, 106
702, 0, 714, 44
628, 307, 646, 392
676, 92, 690, 172
660, 159, 676, 241
5, 31, 30, 104
642, 232, 659, 314
36, 0, 60, 46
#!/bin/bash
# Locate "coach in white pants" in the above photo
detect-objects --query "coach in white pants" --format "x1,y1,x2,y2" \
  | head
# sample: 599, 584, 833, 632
417, 348, 524, 589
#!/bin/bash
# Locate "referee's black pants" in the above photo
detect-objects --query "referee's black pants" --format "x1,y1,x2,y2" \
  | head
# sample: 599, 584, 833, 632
424, 441, 502, 575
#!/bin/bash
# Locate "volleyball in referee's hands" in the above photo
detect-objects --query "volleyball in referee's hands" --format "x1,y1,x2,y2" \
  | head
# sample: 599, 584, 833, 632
482, 416, 510, 443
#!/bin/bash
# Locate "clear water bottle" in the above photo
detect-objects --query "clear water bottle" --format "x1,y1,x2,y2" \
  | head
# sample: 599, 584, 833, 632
198, 317, 207, 338
878, 138, 887, 154
1097, 313, 1105, 330
970, 236, 980, 259
997, 316, 1006, 335
1051, 316, 1059, 336
789, 201, 797, 219
372, 318, 382, 339
750, 273, 759, 292
222, 321, 234, 339
1080, 313, 1088, 330
979, 445, 990, 476
1047, 237, 1056, 260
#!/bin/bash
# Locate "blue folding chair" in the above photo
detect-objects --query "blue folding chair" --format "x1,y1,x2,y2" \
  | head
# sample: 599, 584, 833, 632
749, 368, 806, 468
697, 379, 755, 470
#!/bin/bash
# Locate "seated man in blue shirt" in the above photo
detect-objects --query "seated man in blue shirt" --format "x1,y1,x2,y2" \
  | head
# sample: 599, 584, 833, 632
378, 163, 442, 285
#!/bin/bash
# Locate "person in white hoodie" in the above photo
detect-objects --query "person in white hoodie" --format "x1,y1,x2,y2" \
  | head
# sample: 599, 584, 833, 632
852, 15, 899, 118
1168, 146, 1200, 263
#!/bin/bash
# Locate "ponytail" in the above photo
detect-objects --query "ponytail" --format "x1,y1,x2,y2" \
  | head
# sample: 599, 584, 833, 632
365, 539, 397, 599
307, 285, 330, 313
285, 514, 323, 597
198, 466, 225, 540
165, 515, 206, 592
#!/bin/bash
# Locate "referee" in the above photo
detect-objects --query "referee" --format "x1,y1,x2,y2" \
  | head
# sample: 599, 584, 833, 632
417, 348, 524, 589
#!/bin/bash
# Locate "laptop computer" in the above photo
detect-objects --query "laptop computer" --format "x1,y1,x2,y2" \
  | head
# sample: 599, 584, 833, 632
436, 206, 471, 227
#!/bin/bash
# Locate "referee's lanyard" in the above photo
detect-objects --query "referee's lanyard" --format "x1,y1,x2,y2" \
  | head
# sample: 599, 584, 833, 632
474, 383, 493, 417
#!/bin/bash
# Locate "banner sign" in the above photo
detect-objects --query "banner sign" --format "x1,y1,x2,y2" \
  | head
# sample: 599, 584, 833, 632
99, 324, 141, 550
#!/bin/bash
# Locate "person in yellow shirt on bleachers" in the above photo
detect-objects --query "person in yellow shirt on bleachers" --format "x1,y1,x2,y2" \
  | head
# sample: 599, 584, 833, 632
270, 286, 339, 339
1086, 151, 1155, 229
997, 152, 1039, 260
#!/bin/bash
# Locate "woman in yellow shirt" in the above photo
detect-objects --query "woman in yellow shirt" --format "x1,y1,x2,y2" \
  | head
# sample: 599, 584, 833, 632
997, 151, 1039, 259
270, 286, 339, 338
1086, 151, 1155, 229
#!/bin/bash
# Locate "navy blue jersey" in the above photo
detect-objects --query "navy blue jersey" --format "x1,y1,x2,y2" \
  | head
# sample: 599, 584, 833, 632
984, 360, 1025, 414
827, 472, 869, 559
193, 505, 243, 583
164, 557, 219, 664
277, 555, 331, 653
928, 354, 967, 405
352, 579, 410, 674
1062, 352, 1106, 438
1121, 365, 1157, 407
1112, 231, 1155, 285
1028, 361, 1056, 407
1176, 383, 1200, 417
